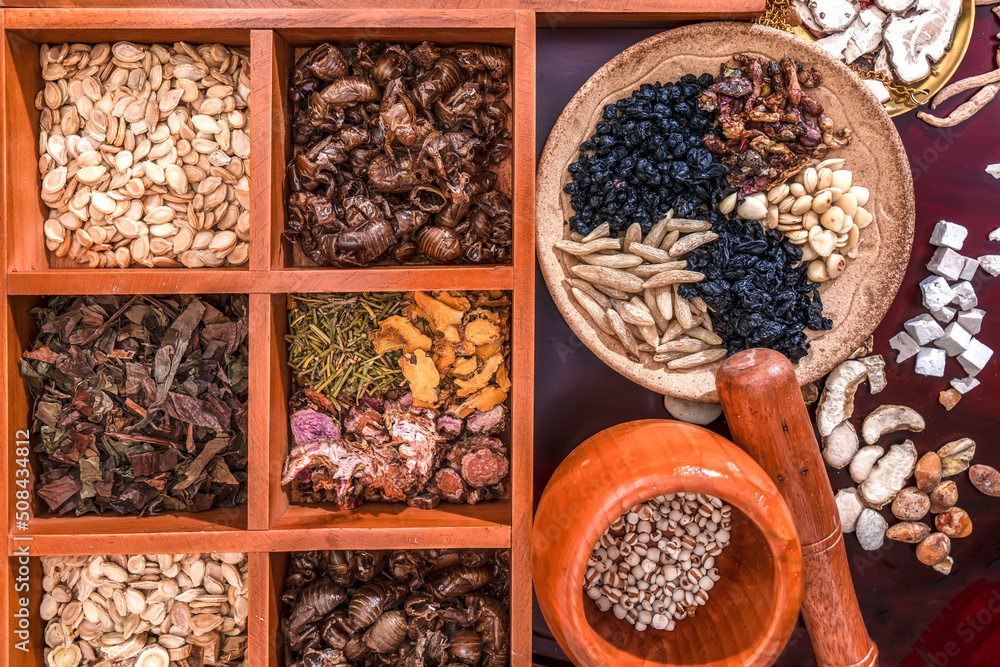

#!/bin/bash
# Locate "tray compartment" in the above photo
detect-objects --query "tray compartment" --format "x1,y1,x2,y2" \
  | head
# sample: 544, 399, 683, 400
264, 21, 516, 272
263, 290, 514, 547
266, 547, 513, 667
4, 21, 257, 276
6, 293, 253, 545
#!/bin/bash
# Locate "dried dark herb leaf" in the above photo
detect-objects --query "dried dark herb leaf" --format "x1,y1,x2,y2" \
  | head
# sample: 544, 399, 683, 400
20, 295, 249, 517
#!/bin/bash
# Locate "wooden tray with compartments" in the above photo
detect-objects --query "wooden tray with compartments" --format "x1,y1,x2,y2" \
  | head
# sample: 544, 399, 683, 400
0, 3, 763, 665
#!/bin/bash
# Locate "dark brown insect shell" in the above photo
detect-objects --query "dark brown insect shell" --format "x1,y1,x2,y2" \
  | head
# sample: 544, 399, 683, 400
363, 610, 409, 653
410, 185, 449, 212
322, 217, 395, 264
320, 610, 353, 650
414, 55, 464, 109
344, 635, 369, 661
348, 582, 398, 629
372, 45, 411, 85
417, 225, 463, 262
409, 41, 442, 70
449, 629, 484, 663
305, 43, 350, 81
318, 76, 380, 108
431, 564, 493, 598
453, 44, 511, 78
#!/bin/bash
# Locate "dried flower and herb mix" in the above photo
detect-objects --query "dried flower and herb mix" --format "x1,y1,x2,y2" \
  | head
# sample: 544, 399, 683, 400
20, 295, 249, 516
559, 56, 856, 366
585, 494, 732, 631
283, 291, 511, 508
286, 41, 513, 266
41, 552, 248, 667
281, 549, 510, 666
36, 42, 251, 268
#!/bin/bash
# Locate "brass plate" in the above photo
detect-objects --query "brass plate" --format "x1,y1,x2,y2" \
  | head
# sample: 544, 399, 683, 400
791, 0, 975, 117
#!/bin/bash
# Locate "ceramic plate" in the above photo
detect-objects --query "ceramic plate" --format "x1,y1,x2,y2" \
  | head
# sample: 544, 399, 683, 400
536, 22, 915, 402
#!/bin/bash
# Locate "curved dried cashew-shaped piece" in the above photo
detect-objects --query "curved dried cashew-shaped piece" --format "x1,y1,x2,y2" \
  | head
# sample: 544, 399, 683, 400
861, 404, 925, 445
850, 445, 884, 484
822, 420, 859, 469
835, 488, 864, 533
663, 395, 722, 425
816, 360, 867, 437
858, 355, 886, 394
858, 440, 918, 509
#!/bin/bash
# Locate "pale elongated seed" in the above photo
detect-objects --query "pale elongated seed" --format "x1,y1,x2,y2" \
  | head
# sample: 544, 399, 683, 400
571, 265, 644, 293
667, 232, 719, 258
667, 347, 728, 369
606, 308, 641, 359
580, 253, 643, 269
571, 288, 613, 335
640, 270, 705, 290
554, 238, 621, 256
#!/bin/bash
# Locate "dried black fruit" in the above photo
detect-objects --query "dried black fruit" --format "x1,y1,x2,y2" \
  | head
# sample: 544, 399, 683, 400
564, 77, 730, 235
678, 217, 832, 362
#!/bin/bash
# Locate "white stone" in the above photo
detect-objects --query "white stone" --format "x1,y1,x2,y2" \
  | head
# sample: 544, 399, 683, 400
990, 227, 1000, 242
927, 246, 967, 281
987, 164, 1000, 179
958, 338, 994, 377
934, 322, 973, 357
959, 257, 980, 281
930, 305, 956, 324
950, 281, 978, 310
979, 255, 1000, 276
919, 276, 954, 310
889, 331, 920, 362
950, 376, 981, 394
904, 314, 945, 346
915, 347, 947, 377
930, 220, 968, 250
956, 308, 985, 335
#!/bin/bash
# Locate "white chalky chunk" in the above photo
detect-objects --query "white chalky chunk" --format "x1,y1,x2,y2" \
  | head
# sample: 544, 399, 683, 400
926, 246, 967, 281
915, 347, 946, 377
889, 331, 920, 362
863, 79, 891, 103
904, 314, 945, 346
930, 220, 968, 250
956, 308, 985, 335
990, 226, 1000, 242
934, 322, 973, 357
987, 164, 1000, 179
950, 376, 981, 394
960, 257, 980, 281
958, 338, 994, 377
930, 305, 956, 324
950, 281, 978, 310
978, 255, 1000, 276
919, 276, 955, 310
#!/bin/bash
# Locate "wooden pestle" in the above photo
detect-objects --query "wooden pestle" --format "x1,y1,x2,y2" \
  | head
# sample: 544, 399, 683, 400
716, 348, 878, 667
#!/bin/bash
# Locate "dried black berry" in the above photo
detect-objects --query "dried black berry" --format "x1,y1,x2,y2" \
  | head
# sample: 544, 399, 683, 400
678, 216, 832, 363
564, 76, 729, 236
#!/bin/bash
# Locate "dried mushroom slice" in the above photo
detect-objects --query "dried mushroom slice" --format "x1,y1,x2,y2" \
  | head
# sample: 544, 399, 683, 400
400, 350, 441, 406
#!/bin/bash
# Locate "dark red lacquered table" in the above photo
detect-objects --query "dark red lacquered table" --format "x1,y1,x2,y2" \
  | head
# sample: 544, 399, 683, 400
532, 10, 1000, 666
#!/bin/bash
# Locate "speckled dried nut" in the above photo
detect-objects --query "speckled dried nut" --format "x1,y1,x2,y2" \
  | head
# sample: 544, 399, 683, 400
849, 186, 870, 206
937, 438, 975, 477
886, 521, 931, 544
935, 507, 972, 539
807, 259, 830, 282
929, 481, 958, 514
915, 452, 943, 494
853, 207, 874, 229
811, 189, 833, 214
826, 253, 846, 279
916, 532, 951, 566
969, 465, 1000, 497
892, 487, 930, 521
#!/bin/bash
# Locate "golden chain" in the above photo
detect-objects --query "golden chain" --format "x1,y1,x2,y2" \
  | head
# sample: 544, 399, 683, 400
756, 0, 930, 108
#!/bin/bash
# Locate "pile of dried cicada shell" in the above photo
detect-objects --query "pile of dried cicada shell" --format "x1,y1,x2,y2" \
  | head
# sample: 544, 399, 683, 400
281, 549, 510, 666
40, 552, 248, 667
286, 41, 513, 267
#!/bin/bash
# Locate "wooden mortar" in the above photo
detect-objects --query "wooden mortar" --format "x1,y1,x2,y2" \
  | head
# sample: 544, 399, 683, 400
717, 348, 878, 667
532, 419, 803, 666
